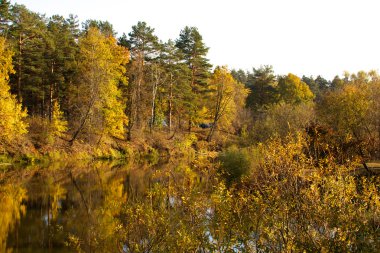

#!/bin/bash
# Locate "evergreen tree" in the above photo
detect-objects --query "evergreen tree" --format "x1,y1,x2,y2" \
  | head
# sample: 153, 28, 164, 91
302, 75, 330, 99
67, 14, 80, 40
123, 21, 159, 139
8, 4, 49, 115
175, 26, 212, 130
82, 19, 116, 37
0, 0, 11, 36
46, 15, 79, 120
161, 39, 192, 132
231, 69, 248, 84
246, 65, 278, 112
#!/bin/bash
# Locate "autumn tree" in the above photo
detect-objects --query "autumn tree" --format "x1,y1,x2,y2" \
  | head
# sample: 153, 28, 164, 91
50, 100, 67, 138
317, 73, 379, 163
367, 72, 380, 158
250, 102, 315, 143
0, 37, 27, 143
207, 66, 249, 142
278, 73, 314, 104
69, 27, 129, 144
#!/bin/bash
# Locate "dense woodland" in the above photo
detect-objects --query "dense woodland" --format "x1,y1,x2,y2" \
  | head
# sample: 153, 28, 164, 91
0, 1, 380, 252
0, 1, 380, 160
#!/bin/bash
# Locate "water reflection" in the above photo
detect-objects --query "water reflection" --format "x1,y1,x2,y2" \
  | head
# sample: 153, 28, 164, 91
0, 160, 210, 252
0, 184, 27, 252
2, 159, 377, 252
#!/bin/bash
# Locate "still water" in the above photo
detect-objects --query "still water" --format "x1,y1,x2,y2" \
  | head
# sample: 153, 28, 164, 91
0, 160, 212, 253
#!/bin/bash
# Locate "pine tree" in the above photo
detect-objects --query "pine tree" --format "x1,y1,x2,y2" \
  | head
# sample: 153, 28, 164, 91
123, 21, 159, 139
8, 4, 49, 115
175, 26, 212, 131
82, 19, 116, 37
246, 65, 278, 112
0, 0, 11, 36
161, 39, 192, 133
46, 15, 79, 120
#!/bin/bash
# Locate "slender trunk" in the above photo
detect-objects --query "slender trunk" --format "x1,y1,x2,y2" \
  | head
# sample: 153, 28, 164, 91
136, 74, 142, 126
207, 122, 217, 142
352, 130, 373, 175
150, 69, 158, 132
49, 62, 54, 122
49, 84, 53, 121
127, 128, 132, 141
178, 113, 181, 130
69, 95, 96, 145
136, 56, 144, 127
18, 35, 22, 99
168, 74, 173, 133
126, 83, 134, 141
41, 90, 45, 117
208, 89, 222, 142
188, 64, 196, 133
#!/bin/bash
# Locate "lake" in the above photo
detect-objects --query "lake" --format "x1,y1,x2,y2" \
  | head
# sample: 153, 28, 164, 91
1, 158, 379, 252
0, 159, 213, 253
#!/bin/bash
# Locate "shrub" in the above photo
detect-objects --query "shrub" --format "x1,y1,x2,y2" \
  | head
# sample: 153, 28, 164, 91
218, 145, 251, 185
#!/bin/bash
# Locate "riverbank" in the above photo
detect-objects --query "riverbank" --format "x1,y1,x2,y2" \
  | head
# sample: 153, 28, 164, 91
0, 129, 222, 167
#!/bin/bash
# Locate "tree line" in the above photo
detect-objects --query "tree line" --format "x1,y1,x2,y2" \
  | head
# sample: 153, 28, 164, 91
1, 0, 380, 164
0, 1, 249, 147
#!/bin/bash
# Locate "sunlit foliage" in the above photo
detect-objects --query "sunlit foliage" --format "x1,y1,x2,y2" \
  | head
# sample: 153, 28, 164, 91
0, 37, 27, 143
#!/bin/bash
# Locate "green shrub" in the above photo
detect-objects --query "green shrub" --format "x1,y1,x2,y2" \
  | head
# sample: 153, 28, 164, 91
218, 146, 251, 185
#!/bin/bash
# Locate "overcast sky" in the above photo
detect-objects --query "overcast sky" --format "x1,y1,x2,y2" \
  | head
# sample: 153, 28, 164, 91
10, 0, 380, 80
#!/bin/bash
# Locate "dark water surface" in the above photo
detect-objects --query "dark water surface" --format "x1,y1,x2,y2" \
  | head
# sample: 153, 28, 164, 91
1, 160, 203, 253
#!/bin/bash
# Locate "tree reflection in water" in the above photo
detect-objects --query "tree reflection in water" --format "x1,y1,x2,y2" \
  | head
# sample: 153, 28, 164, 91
0, 184, 27, 252
1, 147, 379, 253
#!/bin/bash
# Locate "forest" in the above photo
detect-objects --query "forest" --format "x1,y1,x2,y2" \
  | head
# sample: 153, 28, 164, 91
0, 1, 379, 252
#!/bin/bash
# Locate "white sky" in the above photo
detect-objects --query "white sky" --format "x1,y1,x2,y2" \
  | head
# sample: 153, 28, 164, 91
10, 0, 380, 80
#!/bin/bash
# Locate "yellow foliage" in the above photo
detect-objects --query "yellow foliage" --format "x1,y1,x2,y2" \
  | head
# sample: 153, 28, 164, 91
278, 73, 315, 104
0, 37, 28, 143
318, 83, 370, 134
0, 184, 27, 251
51, 101, 67, 137
208, 66, 249, 134
73, 28, 129, 141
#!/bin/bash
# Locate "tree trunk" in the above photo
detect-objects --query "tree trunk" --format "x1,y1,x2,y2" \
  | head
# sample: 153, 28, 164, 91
168, 74, 173, 133
49, 62, 54, 122
150, 69, 158, 133
69, 95, 96, 145
126, 83, 135, 141
18, 35, 22, 99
